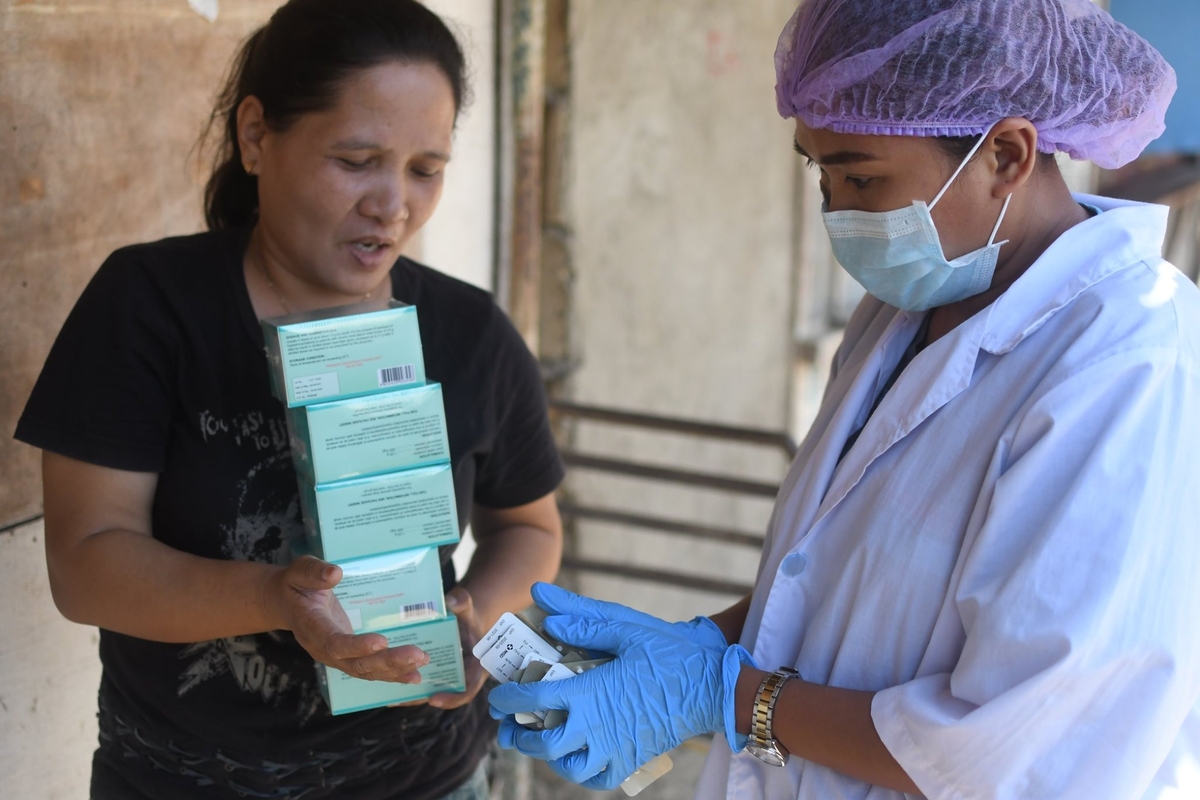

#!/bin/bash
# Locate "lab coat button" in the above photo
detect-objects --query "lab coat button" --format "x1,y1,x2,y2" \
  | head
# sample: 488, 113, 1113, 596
780, 552, 807, 577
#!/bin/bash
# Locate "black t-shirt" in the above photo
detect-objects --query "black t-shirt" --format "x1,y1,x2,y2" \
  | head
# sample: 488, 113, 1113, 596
15, 227, 564, 799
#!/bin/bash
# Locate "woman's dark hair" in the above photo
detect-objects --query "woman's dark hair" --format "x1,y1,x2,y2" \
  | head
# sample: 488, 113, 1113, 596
935, 135, 1057, 171
203, 0, 468, 230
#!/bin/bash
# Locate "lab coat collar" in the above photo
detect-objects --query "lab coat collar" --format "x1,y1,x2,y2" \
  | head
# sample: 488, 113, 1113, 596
814, 309, 979, 524
979, 193, 1170, 355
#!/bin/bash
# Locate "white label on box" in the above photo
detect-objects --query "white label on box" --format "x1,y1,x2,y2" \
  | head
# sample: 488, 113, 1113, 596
346, 608, 363, 631
377, 364, 417, 388
292, 373, 340, 402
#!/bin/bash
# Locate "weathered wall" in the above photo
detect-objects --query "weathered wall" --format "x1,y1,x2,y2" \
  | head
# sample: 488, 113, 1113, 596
564, 0, 800, 622
0, 0, 496, 793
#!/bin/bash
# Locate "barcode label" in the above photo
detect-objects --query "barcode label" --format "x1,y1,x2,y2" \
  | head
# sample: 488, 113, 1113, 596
402, 600, 440, 620
378, 364, 416, 387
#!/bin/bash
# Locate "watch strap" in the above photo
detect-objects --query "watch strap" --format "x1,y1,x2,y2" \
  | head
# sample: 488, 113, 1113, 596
750, 667, 798, 757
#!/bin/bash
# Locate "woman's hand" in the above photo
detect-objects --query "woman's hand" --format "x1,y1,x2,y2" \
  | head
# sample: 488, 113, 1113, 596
388, 586, 489, 709
264, 555, 428, 683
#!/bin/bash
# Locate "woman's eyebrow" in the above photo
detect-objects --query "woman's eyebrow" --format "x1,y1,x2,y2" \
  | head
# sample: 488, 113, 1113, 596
331, 139, 451, 161
793, 139, 877, 165
333, 138, 383, 150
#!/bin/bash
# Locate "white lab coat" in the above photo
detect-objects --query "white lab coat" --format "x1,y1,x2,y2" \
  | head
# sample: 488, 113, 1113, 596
696, 195, 1200, 800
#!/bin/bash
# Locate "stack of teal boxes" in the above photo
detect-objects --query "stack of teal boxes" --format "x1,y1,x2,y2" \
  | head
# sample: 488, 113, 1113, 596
262, 300, 466, 715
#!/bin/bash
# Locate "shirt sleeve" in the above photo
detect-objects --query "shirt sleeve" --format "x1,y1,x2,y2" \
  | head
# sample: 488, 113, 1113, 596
472, 312, 565, 509
871, 347, 1200, 799
14, 251, 176, 472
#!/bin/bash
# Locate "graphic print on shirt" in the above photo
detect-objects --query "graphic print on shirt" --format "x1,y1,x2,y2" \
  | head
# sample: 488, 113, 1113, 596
178, 411, 323, 722
198, 409, 289, 454
178, 632, 312, 708
221, 451, 304, 564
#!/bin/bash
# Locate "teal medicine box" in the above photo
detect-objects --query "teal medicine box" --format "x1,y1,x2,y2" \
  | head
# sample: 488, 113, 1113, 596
287, 382, 450, 485
333, 547, 447, 633
316, 615, 465, 715
299, 464, 460, 562
262, 300, 426, 408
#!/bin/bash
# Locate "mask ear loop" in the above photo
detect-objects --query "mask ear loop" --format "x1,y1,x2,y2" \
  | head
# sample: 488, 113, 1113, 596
987, 193, 1013, 247
929, 125, 996, 211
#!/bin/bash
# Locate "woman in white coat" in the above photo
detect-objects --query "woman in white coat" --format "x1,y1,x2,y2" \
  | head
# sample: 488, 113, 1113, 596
490, 0, 1200, 798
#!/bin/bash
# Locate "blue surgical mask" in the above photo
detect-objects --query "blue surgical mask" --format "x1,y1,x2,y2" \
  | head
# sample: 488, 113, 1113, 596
821, 128, 1012, 312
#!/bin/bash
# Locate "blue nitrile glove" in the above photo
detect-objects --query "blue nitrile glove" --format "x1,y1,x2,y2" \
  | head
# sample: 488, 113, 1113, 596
488, 609, 754, 790
530, 582, 729, 652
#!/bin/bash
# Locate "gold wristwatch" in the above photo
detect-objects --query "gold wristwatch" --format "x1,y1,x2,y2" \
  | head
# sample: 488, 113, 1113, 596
745, 667, 799, 767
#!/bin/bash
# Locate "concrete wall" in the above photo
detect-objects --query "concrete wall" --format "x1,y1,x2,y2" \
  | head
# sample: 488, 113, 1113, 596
422, 0, 498, 293
0, 0, 496, 793
0, 519, 101, 799
563, 0, 800, 623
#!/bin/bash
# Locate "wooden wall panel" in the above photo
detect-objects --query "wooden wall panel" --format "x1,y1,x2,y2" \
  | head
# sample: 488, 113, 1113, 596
1, 1, 281, 527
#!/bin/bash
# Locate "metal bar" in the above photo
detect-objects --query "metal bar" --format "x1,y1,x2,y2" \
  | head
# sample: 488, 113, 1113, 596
559, 556, 754, 596
0, 513, 44, 536
562, 453, 780, 497
558, 503, 764, 548
551, 401, 798, 457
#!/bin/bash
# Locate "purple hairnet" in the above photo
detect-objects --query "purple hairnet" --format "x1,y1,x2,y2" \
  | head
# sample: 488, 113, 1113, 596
774, 0, 1176, 168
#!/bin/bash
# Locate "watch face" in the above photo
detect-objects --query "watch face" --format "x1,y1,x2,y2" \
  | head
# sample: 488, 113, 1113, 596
746, 741, 787, 768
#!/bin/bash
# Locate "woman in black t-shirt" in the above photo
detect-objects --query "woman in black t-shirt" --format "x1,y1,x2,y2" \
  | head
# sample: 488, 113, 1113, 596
15, 2, 564, 798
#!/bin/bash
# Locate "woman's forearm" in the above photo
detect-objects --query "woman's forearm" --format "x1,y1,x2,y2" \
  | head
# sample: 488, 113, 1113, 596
713, 595, 914, 790
48, 526, 284, 642
460, 494, 563, 629
42, 452, 286, 642
459, 524, 562, 629
734, 666, 919, 794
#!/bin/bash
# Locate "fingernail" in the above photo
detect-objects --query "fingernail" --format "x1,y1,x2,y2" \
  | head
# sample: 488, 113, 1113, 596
321, 566, 336, 582
446, 593, 462, 609
371, 640, 386, 652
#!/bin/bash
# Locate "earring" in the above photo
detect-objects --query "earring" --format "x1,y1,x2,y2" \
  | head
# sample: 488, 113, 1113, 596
244, 162, 256, 176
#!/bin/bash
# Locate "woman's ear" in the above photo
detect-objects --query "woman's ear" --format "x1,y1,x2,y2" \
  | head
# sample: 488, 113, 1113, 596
236, 96, 268, 175
987, 117, 1039, 197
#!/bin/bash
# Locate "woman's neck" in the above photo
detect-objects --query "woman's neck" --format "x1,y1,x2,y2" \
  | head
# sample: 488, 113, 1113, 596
243, 225, 391, 319
927, 175, 1090, 344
